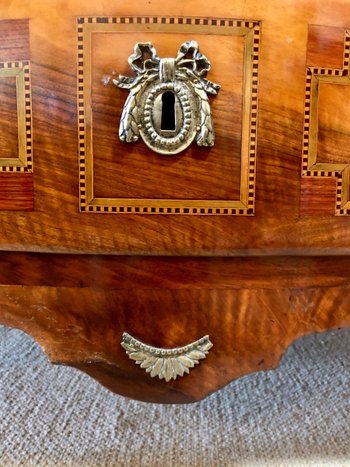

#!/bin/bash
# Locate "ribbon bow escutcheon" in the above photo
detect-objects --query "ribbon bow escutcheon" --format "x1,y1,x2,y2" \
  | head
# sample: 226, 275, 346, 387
113, 41, 220, 148
113, 41, 220, 95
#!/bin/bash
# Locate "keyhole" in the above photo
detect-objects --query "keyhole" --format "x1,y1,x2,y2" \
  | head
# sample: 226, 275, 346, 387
161, 91, 176, 131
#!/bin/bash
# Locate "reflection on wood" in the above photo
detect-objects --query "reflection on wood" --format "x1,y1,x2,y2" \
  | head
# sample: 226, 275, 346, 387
0, 253, 349, 403
0, 173, 33, 210
0, 1, 349, 404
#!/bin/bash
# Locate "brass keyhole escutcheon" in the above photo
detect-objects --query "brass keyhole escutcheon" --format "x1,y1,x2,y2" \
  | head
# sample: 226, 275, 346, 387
114, 41, 221, 155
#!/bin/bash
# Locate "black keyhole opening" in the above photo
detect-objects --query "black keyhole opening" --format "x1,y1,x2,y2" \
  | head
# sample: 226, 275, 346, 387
161, 91, 176, 131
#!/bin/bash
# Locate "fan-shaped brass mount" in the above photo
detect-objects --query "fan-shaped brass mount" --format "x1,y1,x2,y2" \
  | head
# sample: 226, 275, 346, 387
121, 332, 213, 382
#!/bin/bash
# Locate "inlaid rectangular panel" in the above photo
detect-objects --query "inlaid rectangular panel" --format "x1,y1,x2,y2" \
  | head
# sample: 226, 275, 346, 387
0, 19, 33, 211
0, 61, 33, 172
302, 25, 350, 215
77, 16, 260, 215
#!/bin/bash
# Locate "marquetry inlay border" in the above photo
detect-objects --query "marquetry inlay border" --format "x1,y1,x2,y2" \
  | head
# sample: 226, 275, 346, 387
302, 30, 350, 215
77, 16, 260, 215
0, 61, 33, 172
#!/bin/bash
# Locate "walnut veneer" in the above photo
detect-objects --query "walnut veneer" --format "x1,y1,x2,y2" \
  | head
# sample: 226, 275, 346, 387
0, 0, 350, 403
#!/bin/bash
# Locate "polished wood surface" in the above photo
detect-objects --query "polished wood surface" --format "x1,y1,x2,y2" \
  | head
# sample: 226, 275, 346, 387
307, 25, 346, 69
0, 76, 19, 159
1, 253, 349, 403
0, 173, 33, 210
300, 178, 336, 216
0, 1, 348, 252
0, 19, 29, 61
0, 0, 350, 403
92, 32, 242, 201
3, 252, 350, 289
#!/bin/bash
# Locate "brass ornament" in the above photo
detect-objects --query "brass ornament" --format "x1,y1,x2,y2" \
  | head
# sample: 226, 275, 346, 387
121, 332, 213, 382
113, 41, 220, 155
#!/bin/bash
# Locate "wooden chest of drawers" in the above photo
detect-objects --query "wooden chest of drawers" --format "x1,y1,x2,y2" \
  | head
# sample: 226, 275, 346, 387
0, 0, 349, 403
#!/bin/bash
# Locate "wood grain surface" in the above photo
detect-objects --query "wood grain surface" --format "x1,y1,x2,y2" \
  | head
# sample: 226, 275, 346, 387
307, 25, 346, 69
0, 76, 18, 159
91, 32, 243, 201
0, 173, 33, 210
0, 19, 29, 61
0, 253, 349, 403
1, 1, 350, 404
0, 1, 348, 252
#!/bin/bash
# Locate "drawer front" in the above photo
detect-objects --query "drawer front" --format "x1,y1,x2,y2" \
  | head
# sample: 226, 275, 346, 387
1, 253, 349, 403
1, 1, 350, 404
0, 2, 350, 254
